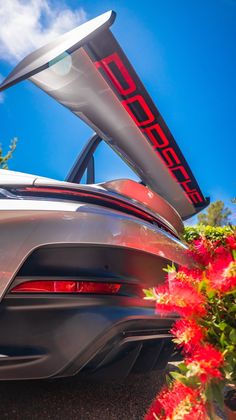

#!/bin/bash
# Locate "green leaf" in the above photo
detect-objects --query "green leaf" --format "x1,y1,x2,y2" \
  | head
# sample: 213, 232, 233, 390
177, 362, 188, 373
220, 332, 226, 346
198, 280, 207, 293
205, 384, 214, 404
163, 263, 176, 273
143, 289, 155, 299
165, 373, 173, 386
170, 371, 190, 385
229, 329, 236, 344
210, 382, 225, 408
218, 321, 228, 331
207, 289, 216, 299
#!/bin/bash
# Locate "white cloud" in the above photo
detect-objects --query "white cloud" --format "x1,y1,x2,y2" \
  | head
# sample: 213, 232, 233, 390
0, 0, 87, 64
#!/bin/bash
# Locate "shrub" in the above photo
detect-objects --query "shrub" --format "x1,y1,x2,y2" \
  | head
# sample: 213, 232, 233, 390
183, 225, 235, 245
145, 225, 236, 419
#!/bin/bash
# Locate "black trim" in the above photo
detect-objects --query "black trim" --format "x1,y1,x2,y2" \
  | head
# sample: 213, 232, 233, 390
66, 134, 102, 184
14, 244, 169, 287
0, 293, 175, 380
87, 155, 95, 184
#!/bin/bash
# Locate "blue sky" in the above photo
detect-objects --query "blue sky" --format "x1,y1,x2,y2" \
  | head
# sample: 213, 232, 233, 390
0, 0, 235, 221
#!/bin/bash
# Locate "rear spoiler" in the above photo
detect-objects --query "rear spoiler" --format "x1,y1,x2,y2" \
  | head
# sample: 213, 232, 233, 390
0, 11, 209, 219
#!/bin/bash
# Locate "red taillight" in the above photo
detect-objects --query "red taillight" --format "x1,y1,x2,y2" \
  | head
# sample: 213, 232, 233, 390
77, 281, 120, 294
11, 280, 121, 294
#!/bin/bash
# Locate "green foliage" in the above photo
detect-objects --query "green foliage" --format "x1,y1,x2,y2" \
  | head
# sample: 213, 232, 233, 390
204, 289, 236, 384
183, 225, 235, 245
181, 226, 236, 386
0, 138, 17, 169
197, 200, 232, 226
146, 226, 236, 418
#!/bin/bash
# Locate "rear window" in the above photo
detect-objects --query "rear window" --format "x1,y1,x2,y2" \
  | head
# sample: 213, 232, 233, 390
88, 141, 141, 184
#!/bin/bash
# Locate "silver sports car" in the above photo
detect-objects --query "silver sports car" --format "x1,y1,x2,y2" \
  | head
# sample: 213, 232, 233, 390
0, 11, 208, 380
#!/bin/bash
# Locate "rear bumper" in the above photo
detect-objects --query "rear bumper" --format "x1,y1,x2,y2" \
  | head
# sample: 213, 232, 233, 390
0, 295, 176, 380
0, 207, 191, 300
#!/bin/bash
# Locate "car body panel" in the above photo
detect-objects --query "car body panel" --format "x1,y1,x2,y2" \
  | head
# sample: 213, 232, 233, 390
0, 204, 191, 301
0, 198, 184, 380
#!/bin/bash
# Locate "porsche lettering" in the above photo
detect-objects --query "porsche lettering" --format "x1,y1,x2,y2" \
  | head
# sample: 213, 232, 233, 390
95, 52, 204, 204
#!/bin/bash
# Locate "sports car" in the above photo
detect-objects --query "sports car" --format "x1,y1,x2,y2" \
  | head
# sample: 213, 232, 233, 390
0, 11, 209, 380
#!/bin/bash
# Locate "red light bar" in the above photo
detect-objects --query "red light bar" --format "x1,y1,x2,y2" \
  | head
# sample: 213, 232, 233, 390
11, 280, 121, 294
24, 186, 155, 222
15, 186, 179, 237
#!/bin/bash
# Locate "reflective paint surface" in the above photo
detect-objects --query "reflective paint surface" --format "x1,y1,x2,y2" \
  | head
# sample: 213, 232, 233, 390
0, 204, 191, 301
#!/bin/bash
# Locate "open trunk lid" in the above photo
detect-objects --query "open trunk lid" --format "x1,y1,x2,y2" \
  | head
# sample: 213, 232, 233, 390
0, 11, 209, 219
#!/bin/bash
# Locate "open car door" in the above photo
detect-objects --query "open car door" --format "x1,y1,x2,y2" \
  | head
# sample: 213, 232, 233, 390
0, 10, 209, 219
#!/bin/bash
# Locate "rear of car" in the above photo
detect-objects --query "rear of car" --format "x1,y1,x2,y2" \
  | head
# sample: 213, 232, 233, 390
0, 11, 208, 380
0, 172, 190, 380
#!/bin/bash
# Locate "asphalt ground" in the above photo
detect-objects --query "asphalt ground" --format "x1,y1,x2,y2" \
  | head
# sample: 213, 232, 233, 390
0, 371, 166, 419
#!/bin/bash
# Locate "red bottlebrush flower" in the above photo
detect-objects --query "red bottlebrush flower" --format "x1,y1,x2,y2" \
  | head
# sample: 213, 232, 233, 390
226, 234, 236, 250
207, 255, 236, 293
187, 238, 212, 267
145, 381, 208, 420
154, 281, 207, 318
183, 403, 209, 420
186, 344, 224, 383
214, 246, 233, 261
171, 319, 205, 353
176, 266, 203, 285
